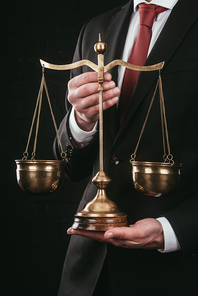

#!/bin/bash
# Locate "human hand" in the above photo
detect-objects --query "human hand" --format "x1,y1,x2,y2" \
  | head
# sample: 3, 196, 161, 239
68, 71, 120, 131
67, 218, 164, 249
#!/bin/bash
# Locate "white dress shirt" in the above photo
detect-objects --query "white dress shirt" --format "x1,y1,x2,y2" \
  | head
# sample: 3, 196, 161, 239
68, 0, 181, 253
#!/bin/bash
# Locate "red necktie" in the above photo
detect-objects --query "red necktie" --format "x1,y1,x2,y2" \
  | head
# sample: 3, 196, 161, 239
118, 4, 167, 123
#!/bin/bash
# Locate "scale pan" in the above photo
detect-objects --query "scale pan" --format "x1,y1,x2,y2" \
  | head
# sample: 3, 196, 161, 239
15, 160, 66, 195
131, 161, 182, 197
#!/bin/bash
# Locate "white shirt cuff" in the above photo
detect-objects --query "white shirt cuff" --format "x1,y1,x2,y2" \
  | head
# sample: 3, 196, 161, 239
156, 217, 181, 253
69, 107, 98, 147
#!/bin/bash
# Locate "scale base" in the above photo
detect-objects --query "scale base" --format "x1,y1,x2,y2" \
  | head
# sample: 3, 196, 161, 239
72, 215, 128, 231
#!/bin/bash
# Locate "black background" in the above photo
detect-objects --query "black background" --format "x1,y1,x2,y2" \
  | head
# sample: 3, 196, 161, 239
0, 0, 127, 295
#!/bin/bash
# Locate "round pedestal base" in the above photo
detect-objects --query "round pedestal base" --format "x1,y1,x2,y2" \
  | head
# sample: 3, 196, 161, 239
72, 215, 128, 231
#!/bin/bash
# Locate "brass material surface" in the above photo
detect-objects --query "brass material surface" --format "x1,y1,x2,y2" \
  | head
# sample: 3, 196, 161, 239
131, 161, 182, 197
94, 35, 107, 55
15, 160, 66, 194
16, 68, 67, 195
72, 215, 128, 231
21, 71, 67, 162
40, 59, 99, 72
40, 59, 164, 74
104, 60, 164, 73
75, 171, 126, 218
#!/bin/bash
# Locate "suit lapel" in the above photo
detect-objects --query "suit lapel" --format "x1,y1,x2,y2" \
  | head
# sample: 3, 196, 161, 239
102, 0, 133, 141
104, 0, 133, 80
114, 0, 198, 141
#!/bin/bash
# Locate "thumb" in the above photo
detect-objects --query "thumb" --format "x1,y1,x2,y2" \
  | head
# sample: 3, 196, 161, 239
104, 227, 131, 240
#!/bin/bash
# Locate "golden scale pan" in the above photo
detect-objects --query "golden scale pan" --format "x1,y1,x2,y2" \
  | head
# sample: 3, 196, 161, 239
15, 35, 182, 231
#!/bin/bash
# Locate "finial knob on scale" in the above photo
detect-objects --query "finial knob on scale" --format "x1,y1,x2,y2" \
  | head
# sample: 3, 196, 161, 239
94, 33, 107, 54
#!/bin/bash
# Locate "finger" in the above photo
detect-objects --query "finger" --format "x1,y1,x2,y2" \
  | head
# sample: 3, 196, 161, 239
104, 226, 136, 240
68, 71, 112, 90
67, 227, 153, 248
105, 238, 138, 248
103, 87, 120, 102
104, 220, 164, 249
104, 238, 156, 249
74, 98, 119, 124
109, 238, 163, 249
67, 227, 106, 242
73, 81, 118, 101
74, 88, 119, 112
68, 228, 140, 248
68, 82, 119, 109
68, 72, 98, 90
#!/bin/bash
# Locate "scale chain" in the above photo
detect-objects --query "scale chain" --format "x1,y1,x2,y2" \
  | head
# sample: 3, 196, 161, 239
22, 68, 67, 162
130, 72, 174, 164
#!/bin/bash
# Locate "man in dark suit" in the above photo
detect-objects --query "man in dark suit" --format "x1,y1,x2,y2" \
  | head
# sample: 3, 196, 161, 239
54, 0, 198, 295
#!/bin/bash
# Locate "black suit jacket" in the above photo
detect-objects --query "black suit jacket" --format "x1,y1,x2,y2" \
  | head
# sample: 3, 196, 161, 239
55, 0, 198, 295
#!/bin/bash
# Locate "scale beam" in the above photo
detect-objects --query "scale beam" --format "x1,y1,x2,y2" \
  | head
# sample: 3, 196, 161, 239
40, 59, 164, 73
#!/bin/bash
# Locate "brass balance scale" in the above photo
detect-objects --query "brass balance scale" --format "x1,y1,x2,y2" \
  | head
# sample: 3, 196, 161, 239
15, 36, 181, 231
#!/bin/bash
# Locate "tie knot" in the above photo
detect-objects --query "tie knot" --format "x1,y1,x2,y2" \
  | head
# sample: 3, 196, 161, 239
138, 3, 167, 28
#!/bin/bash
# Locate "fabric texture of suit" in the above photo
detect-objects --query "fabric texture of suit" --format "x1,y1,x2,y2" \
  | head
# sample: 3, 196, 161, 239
54, 0, 198, 295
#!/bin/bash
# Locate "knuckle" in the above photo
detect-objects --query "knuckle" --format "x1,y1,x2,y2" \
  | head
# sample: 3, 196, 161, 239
92, 103, 99, 114
114, 230, 125, 240
82, 83, 90, 95
68, 88, 78, 104
104, 72, 112, 81
67, 92, 73, 104
81, 82, 97, 98
75, 98, 84, 111
102, 90, 111, 101
68, 76, 77, 90
103, 100, 113, 111
113, 242, 120, 248
138, 229, 146, 239
103, 89, 115, 101
75, 87, 81, 99
82, 72, 91, 84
